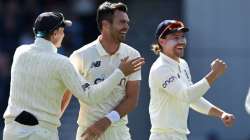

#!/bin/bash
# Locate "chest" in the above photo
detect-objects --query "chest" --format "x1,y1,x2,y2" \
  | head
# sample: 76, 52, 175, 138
173, 64, 192, 87
83, 55, 123, 84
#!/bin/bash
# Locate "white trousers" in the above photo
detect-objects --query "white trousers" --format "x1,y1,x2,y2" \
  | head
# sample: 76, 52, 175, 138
149, 131, 187, 140
3, 120, 58, 140
76, 125, 131, 140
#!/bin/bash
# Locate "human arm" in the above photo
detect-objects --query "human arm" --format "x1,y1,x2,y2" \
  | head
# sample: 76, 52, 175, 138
58, 57, 144, 105
81, 51, 142, 138
191, 97, 235, 127
60, 90, 72, 117
156, 58, 227, 103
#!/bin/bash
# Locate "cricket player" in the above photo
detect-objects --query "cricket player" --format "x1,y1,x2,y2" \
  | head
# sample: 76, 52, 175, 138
65, 2, 142, 140
3, 12, 144, 140
148, 20, 235, 140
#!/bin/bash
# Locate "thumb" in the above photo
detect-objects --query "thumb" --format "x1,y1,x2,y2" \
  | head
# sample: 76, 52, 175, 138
122, 56, 129, 62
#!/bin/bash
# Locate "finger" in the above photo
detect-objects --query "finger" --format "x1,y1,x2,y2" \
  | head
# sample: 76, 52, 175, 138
130, 57, 143, 64
131, 57, 144, 65
133, 59, 145, 67
123, 56, 129, 62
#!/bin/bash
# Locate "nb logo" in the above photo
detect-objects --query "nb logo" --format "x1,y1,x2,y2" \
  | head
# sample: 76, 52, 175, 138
162, 76, 177, 88
91, 61, 101, 68
81, 83, 90, 91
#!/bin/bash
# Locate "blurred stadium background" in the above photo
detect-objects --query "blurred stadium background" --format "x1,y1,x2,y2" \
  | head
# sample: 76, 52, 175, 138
0, 0, 249, 140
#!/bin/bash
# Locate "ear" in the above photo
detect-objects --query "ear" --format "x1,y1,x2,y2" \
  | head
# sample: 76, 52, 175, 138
158, 38, 166, 46
102, 20, 110, 30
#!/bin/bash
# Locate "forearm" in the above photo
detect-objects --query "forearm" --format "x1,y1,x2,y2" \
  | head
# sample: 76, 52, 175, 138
174, 78, 210, 103
208, 106, 225, 118
63, 67, 125, 104
205, 71, 219, 86
191, 97, 214, 115
114, 96, 138, 117
60, 90, 72, 116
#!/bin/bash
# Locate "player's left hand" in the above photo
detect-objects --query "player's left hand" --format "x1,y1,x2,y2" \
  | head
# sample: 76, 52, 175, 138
221, 112, 235, 127
81, 117, 111, 139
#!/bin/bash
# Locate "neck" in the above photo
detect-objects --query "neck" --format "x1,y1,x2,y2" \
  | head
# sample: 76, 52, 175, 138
99, 34, 120, 55
164, 51, 180, 63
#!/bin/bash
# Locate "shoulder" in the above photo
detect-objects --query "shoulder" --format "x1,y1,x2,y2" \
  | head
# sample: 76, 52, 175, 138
150, 58, 170, 76
15, 44, 32, 53
120, 43, 141, 56
13, 44, 33, 58
179, 58, 189, 68
76, 40, 97, 54
71, 40, 98, 58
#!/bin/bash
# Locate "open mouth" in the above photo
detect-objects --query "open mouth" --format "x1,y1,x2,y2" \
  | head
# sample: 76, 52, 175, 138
120, 32, 127, 35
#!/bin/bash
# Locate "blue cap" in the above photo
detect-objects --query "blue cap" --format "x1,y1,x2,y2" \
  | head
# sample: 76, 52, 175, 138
155, 20, 189, 39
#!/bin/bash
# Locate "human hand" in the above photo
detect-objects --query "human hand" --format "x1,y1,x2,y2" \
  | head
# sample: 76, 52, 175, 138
210, 58, 227, 78
221, 112, 235, 127
81, 117, 111, 140
119, 57, 145, 76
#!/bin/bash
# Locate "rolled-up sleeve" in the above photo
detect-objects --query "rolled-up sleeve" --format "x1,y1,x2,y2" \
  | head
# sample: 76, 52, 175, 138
190, 97, 214, 114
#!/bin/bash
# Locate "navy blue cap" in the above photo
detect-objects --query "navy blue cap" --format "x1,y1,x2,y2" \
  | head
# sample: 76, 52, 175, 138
155, 20, 189, 39
33, 12, 72, 37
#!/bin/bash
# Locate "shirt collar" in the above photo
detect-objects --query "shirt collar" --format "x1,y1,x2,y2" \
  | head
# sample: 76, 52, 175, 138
34, 37, 57, 53
159, 52, 180, 69
96, 36, 122, 56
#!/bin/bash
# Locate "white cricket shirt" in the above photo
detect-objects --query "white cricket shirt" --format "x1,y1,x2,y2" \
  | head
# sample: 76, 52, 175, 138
3, 38, 125, 127
70, 37, 141, 127
149, 52, 212, 134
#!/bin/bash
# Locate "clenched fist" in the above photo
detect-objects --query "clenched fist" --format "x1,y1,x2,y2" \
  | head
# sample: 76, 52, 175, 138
211, 58, 227, 78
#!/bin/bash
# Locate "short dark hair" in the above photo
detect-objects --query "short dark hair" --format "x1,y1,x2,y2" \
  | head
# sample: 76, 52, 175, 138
96, 1, 127, 31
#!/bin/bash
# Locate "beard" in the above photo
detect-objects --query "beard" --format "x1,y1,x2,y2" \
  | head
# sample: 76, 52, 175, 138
174, 44, 186, 58
110, 28, 127, 43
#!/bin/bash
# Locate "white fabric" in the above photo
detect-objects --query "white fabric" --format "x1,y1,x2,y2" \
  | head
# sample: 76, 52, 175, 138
3, 38, 125, 129
3, 119, 58, 140
105, 110, 121, 123
76, 125, 131, 140
70, 36, 141, 137
149, 52, 211, 134
245, 87, 250, 114
149, 131, 187, 140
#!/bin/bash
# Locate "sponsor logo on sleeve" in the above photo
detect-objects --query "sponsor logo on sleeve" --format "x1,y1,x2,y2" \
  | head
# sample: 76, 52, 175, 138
162, 76, 177, 88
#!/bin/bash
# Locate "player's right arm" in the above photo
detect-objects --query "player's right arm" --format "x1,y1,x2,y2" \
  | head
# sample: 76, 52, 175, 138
58, 56, 144, 105
154, 59, 227, 103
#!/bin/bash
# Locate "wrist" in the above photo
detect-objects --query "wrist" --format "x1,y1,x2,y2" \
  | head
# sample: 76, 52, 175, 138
220, 112, 227, 119
105, 110, 121, 123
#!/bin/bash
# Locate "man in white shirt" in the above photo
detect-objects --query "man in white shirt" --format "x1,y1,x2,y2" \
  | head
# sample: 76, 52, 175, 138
3, 12, 144, 140
64, 2, 143, 140
149, 20, 235, 140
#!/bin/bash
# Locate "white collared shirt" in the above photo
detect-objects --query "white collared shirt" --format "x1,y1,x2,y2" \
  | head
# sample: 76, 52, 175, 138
149, 53, 212, 134
4, 38, 125, 127
70, 37, 141, 127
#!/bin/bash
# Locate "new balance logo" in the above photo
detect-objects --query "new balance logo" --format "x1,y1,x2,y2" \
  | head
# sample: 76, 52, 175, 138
91, 61, 101, 68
